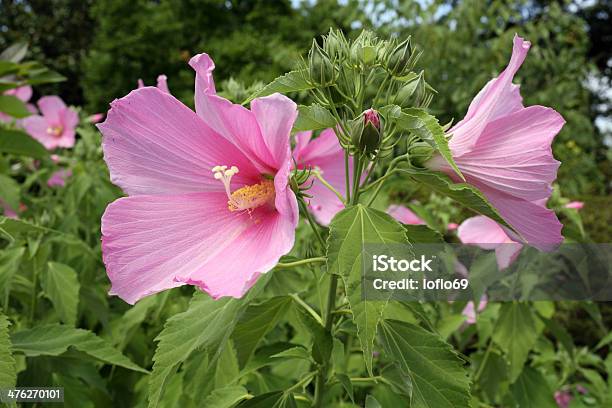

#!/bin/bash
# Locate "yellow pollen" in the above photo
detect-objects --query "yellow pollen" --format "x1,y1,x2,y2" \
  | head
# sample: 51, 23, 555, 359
46, 125, 63, 137
228, 180, 275, 212
211, 164, 275, 213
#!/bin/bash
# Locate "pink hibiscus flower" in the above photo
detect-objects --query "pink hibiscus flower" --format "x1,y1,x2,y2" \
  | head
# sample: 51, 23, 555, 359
137, 74, 170, 93
98, 53, 299, 304
86, 113, 105, 124
0, 85, 36, 122
462, 296, 487, 325
292, 129, 352, 225
427, 35, 565, 251
457, 215, 522, 270
387, 204, 425, 225
22, 96, 79, 150
47, 169, 72, 187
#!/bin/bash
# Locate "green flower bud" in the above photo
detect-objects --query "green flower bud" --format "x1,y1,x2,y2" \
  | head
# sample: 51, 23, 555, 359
409, 142, 434, 167
385, 38, 415, 77
309, 40, 336, 86
393, 76, 421, 108
324, 29, 347, 60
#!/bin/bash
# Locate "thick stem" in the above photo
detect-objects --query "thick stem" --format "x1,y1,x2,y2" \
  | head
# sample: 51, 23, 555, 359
313, 273, 338, 407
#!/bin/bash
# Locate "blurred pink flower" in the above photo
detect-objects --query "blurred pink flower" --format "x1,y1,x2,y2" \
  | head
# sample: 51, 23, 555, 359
447, 222, 459, 231
554, 390, 572, 408
1, 200, 26, 219
427, 35, 564, 251
22, 96, 79, 150
99, 53, 298, 304
137, 74, 170, 93
565, 201, 584, 210
387, 204, 425, 225
47, 169, 72, 187
462, 296, 487, 324
86, 113, 105, 124
292, 129, 353, 225
0, 85, 36, 122
458, 216, 522, 270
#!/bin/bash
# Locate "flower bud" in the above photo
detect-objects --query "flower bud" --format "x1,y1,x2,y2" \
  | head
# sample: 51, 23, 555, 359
393, 76, 420, 108
324, 29, 347, 60
385, 38, 415, 77
309, 40, 336, 86
352, 109, 381, 154
409, 142, 434, 167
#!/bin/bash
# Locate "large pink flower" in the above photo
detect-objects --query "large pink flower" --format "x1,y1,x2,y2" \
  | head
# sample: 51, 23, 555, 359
292, 129, 352, 225
458, 216, 522, 270
427, 35, 565, 251
22, 96, 79, 150
0, 85, 36, 123
98, 53, 299, 304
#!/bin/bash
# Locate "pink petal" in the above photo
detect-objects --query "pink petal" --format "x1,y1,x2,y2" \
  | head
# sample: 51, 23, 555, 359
447, 222, 458, 230
387, 205, 425, 225
449, 35, 531, 157
453, 106, 564, 201
87, 113, 105, 124
494, 242, 522, 270
189, 53, 277, 173
293, 131, 312, 163
6, 85, 33, 102
102, 192, 294, 303
38, 96, 67, 124
250, 94, 298, 167
47, 169, 72, 187
57, 127, 76, 149
457, 216, 508, 250
137, 79, 145, 88
98, 87, 261, 196
274, 153, 299, 226
480, 187, 563, 251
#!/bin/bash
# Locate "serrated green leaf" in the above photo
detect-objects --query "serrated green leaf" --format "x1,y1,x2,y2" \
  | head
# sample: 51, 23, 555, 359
0, 174, 20, 217
404, 224, 443, 243
327, 204, 409, 375
379, 319, 471, 408
397, 109, 464, 180
10, 324, 147, 373
0, 95, 32, 118
42, 262, 80, 326
0, 129, 48, 158
365, 395, 382, 408
509, 367, 556, 408
400, 168, 517, 235
148, 278, 269, 408
232, 296, 292, 367
271, 346, 311, 361
243, 70, 313, 103
203, 385, 250, 408
0, 247, 24, 307
381, 363, 412, 399
492, 302, 539, 382
292, 104, 336, 132
0, 311, 16, 387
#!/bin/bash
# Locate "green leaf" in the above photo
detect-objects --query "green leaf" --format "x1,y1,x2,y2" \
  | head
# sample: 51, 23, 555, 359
335, 373, 354, 403
294, 304, 331, 365
270, 346, 312, 361
292, 104, 336, 132
379, 319, 471, 408
232, 296, 292, 367
202, 386, 250, 408
0, 174, 20, 214
0, 42, 28, 62
10, 324, 147, 373
0, 95, 32, 118
397, 108, 464, 180
509, 367, 556, 408
26, 69, 67, 85
0, 311, 16, 387
400, 168, 517, 235
327, 204, 409, 375
492, 302, 539, 382
365, 395, 382, 408
42, 262, 80, 326
381, 363, 412, 399
243, 70, 313, 103
0, 247, 24, 306
238, 391, 282, 407
149, 286, 266, 408
0, 129, 48, 158
404, 224, 443, 243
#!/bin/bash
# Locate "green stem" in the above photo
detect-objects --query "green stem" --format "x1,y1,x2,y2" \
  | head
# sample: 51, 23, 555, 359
29, 256, 39, 325
276, 257, 326, 269
298, 199, 326, 248
351, 154, 362, 205
313, 171, 346, 204
290, 294, 323, 326
313, 273, 339, 407
474, 340, 493, 384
